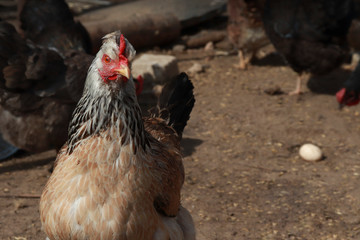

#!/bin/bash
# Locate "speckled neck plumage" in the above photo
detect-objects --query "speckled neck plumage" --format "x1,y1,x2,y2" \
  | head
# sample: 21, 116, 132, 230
67, 86, 149, 154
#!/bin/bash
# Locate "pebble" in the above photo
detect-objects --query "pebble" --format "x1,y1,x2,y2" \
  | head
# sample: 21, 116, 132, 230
187, 63, 204, 74
204, 41, 214, 51
172, 44, 186, 52
299, 143, 323, 161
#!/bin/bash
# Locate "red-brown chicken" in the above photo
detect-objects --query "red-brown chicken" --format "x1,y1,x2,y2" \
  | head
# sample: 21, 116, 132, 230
227, 0, 268, 70
40, 32, 195, 240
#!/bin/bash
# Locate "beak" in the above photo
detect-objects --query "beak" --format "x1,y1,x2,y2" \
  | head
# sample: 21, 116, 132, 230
114, 65, 130, 79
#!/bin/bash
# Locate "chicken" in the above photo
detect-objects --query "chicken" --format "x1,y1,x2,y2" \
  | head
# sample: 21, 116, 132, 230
0, 21, 80, 152
227, 0, 269, 70
0, 19, 94, 152
18, 0, 144, 97
347, 19, 360, 54
263, 0, 354, 95
0, 0, 144, 153
18, 0, 92, 56
0, 0, 93, 152
16, 0, 93, 100
40, 32, 196, 240
336, 61, 360, 107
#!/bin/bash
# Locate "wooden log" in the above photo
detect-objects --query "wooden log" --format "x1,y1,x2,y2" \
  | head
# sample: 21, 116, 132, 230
78, 11, 181, 52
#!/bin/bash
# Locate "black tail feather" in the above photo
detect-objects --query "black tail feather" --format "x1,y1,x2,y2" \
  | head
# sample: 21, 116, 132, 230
154, 72, 195, 138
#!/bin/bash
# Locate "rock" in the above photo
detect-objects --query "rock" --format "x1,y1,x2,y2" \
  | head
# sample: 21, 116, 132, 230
132, 54, 179, 110
132, 54, 179, 84
187, 63, 204, 74
204, 41, 214, 51
299, 143, 323, 162
173, 44, 186, 52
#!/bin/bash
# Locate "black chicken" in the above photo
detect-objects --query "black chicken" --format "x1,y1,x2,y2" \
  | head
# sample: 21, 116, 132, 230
0, 21, 83, 152
18, 0, 92, 56
263, 0, 355, 95
0, 0, 145, 153
0, 0, 95, 153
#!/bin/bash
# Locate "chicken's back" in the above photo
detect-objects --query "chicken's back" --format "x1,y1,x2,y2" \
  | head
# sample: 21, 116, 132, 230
263, 0, 354, 74
18, 0, 91, 55
0, 21, 28, 88
144, 73, 195, 217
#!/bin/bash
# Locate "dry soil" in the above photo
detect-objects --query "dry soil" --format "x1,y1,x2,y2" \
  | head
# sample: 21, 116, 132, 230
1, 47, 360, 240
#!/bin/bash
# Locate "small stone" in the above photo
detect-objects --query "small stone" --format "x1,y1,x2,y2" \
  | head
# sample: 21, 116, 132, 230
14, 200, 28, 210
187, 63, 204, 74
299, 143, 323, 161
172, 44, 186, 52
214, 51, 229, 56
204, 41, 214, 51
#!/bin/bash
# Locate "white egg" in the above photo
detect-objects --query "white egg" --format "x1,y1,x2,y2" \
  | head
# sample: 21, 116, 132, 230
299, 143, 323, 161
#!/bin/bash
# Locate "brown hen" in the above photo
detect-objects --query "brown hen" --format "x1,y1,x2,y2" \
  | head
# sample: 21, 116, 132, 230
40, 32, 195, 240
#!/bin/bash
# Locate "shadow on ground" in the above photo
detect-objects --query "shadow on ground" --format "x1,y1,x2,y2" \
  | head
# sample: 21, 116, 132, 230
0, 150, 55, 174
307, 68, 351, 95
181, 137, 203, 157
251, 52, 287, 67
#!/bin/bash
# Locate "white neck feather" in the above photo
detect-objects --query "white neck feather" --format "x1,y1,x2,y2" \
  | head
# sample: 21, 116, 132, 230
67, 57, 148, 154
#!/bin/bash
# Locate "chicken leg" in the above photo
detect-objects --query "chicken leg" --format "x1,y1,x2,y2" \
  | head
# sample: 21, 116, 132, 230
289, 73, 305, 95
235, 50, 253, 70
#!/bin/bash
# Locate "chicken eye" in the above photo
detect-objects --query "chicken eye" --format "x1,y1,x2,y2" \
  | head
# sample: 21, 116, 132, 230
103, 55, 111, 64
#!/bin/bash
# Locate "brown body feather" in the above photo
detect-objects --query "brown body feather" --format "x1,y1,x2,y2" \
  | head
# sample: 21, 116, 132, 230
41, 121, 184, 239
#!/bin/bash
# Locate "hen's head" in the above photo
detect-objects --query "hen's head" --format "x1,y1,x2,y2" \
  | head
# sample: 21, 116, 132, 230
85, 31, 136, 95
336, 88, 360, 108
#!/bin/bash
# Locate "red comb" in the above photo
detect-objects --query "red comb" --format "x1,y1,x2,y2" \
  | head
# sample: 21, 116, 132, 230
119, 34, 126, 57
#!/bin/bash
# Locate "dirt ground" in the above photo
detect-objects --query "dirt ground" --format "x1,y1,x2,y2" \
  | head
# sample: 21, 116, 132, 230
1, 46, 360, 240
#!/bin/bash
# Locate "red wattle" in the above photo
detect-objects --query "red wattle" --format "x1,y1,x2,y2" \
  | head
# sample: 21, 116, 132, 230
336, 88, 346, 103
108, 75, 117, 81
